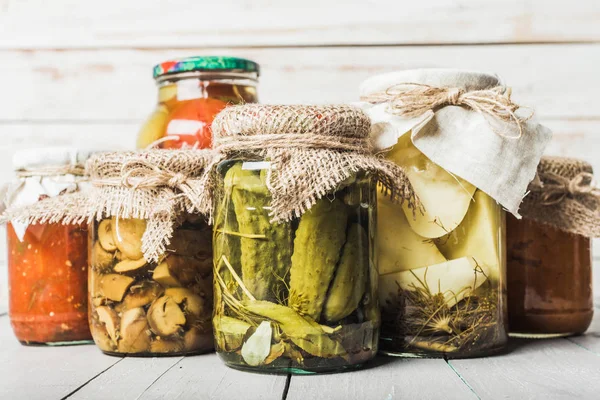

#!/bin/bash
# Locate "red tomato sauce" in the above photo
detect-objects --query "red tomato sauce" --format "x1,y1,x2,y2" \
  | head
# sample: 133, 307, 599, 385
7, 222, 92, 344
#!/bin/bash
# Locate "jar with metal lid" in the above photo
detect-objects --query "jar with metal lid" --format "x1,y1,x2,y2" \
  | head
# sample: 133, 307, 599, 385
210, 104, 415, 373
137, 56, 259, 149
2, 148, 92, 345
359, 69, 552, 358
507, 156, 597, 338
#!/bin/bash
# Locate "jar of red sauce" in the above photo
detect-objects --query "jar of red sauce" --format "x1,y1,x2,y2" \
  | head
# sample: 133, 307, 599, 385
3, 148, 92, 345
137, 56, 259, 149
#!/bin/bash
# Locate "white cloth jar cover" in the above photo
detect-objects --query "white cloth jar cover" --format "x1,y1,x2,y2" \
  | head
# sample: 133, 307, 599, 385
358, 69, 553, 216
2, 147, 91, 240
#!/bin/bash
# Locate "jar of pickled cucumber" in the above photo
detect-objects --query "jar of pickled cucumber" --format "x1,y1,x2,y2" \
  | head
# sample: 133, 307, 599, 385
360, 69, 553, 358
210, 104, 417, 373
2, 148, 92, 345
137, 56, 259, 149
12, 150, 216, 356
507, 156, 598, 338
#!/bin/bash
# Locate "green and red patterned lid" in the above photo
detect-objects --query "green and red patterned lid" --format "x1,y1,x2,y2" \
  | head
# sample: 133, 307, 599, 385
153, 56, 260, 79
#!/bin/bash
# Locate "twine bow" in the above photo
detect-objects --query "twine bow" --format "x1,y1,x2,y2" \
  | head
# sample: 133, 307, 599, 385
95, 159, 207, 214
361, 83, 533, 139
533, 171, 600, 206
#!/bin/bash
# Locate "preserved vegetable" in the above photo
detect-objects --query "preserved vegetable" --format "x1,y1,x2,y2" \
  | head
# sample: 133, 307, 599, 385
137, 56, 259, 149
8, 223, 91, 344
3, 148, 92, 345
214, 162, 377, 372
89, 217, 213, 356
378, 134, 507, 357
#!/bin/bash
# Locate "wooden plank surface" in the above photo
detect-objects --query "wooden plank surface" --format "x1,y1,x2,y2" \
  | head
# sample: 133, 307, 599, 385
568, 304, 600, 355
1, 44, 599, 122
135, 354, 289, 400
70, 356, 184, 400
0, 315, 120, 400
0, 0, 599, 49
449, 337, 600, 399
286, 358, 476, 400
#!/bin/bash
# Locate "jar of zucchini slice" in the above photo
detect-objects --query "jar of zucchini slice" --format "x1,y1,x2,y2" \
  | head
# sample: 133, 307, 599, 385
10, 150, 216, 356
210, 104, 417, 373
360, 69, 553, 358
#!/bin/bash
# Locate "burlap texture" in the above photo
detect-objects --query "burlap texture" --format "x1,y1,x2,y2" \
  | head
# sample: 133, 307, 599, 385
5, 150, 214, 262
210, 104, 418, 222
522, 156, 600, 237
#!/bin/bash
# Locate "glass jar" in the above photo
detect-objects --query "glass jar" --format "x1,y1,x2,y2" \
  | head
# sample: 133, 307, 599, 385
507, 216, 593, 337
8, 222, 91, 344
213, 160, 379, 373
137, 56, 259, 149
4, 148, 93, 345
378, 133, 508, 358
88, 216, 214, 356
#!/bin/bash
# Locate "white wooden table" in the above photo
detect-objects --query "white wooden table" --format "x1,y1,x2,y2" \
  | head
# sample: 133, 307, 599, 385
1, 294, 599, 400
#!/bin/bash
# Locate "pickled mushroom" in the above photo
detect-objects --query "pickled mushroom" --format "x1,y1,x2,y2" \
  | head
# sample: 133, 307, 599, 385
152, 262, 182, 287
91, 241, 115, 272
386, 133, 476, 239
114, 257, 147, 273
164, 288, 205, 318
379, 257, 488, 309
112, 217, 146, 260
98, 219, 118, 252
147, 296, 186, 337
167, 228, 211, 258
184, 327, 213, 352
98, 274, 135, 302
91, 322, 117, 351
377, 194, 447, 275
118, 281, 164, 311
150, 338, 184, 353
166, 255, 207, 285
119, 307, 151, 353
96, 306, 119, 342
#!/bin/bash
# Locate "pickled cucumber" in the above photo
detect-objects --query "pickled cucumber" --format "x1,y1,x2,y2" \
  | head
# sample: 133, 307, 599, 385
228, 163, 293, 301
323, 224, 368, 323
288, 198, 348, 320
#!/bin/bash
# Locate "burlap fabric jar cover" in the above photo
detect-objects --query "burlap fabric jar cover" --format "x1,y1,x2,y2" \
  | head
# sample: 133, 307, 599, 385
359, 69, 553, 358
5, 150, 215, 356
208, 104, 418, 373
507, 156, 600, 337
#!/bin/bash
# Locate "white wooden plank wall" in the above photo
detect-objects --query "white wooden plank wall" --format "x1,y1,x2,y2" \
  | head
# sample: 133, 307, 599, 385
0, 0, 599, 313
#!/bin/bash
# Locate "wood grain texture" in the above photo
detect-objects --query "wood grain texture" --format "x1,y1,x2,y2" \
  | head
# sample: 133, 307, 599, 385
286, 358, 476, 400
136, 353, 288, 400
0, 0, 599, 49
449, 335, 600, 399
69, 356, 184, 400
0, 316, 120, 400
568, 303, 600, 354
1, 44, 599, 122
